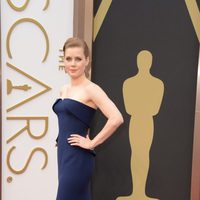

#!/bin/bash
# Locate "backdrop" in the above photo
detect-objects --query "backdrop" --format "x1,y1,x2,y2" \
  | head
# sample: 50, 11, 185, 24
1, 1, 73, 199
91, 1, 200, 200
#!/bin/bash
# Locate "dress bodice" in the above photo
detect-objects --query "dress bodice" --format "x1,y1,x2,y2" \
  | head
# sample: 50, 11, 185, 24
52, 98, 96, 136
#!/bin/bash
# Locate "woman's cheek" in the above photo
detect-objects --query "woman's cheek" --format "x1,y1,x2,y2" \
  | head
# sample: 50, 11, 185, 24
64, 66, 69, 73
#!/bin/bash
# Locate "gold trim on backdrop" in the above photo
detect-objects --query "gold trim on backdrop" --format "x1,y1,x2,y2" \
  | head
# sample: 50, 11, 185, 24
185, 0, 200, 42
73, 0, 93, 79
185, 1, 200, 199
93, 0, 112, 41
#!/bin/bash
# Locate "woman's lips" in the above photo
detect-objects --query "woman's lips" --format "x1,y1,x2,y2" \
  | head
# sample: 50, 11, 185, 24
69, 69, 77, 73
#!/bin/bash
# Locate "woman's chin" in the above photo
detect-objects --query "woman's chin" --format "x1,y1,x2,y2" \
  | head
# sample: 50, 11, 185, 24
69, 72, 86, 79
69, 74, 82, 79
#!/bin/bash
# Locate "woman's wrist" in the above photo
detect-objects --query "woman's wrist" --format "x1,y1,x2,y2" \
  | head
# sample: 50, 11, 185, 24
90, 139, 96, 150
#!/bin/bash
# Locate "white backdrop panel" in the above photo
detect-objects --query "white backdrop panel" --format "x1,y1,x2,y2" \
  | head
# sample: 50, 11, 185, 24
1, 1, 73, 199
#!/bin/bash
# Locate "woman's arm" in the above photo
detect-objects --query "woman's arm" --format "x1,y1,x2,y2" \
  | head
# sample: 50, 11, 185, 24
89, 84, 123, 148
68, 83, 123, 149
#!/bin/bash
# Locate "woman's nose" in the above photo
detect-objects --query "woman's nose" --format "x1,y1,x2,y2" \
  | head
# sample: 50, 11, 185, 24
71, 59, 76, 66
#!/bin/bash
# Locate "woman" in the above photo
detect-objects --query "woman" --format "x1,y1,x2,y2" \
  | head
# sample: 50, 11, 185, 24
52, 37, 123, 200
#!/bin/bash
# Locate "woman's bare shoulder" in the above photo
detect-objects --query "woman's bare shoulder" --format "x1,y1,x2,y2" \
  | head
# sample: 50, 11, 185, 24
85, 81, 103, 93
85, 81, 107, 101
60, 84, 69, 95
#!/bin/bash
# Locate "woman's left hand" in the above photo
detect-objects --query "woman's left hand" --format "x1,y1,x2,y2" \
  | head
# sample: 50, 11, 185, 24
67, 134, 94, 150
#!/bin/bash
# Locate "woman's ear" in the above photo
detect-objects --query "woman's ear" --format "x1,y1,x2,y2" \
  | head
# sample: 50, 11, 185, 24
86, 56, 90, 66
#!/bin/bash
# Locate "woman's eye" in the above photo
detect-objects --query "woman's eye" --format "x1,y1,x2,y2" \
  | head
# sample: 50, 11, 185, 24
66, 57, 71, 61
75, 57, 82, 61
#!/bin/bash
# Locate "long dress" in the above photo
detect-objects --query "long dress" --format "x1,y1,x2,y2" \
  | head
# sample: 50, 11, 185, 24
52, 98, 96, 200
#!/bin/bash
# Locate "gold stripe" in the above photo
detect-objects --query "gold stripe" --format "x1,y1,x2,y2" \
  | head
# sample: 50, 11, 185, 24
185, 0, 200, 42
93, 0, 112, 41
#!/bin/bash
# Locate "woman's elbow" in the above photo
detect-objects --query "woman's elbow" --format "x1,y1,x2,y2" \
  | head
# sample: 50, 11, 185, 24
118, 114, 124, 125
113, 114, 124, 127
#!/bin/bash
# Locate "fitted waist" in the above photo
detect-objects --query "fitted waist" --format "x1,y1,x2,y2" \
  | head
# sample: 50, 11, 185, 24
58, 117, 89, 132
58, 128, 88, 137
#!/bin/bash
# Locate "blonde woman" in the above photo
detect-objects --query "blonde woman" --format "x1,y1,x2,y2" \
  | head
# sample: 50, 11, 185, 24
52, 37, 123, 200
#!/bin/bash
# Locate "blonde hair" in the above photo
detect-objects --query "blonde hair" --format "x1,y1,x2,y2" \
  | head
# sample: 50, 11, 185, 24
63, 37, 90, 78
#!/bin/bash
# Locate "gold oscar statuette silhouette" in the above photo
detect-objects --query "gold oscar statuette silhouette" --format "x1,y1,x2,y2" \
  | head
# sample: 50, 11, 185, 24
117, 50, 164, 200
7, 79, 31, 95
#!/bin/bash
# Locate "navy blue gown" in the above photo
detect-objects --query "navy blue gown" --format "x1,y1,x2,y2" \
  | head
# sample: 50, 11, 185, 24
52, 98, 96, 200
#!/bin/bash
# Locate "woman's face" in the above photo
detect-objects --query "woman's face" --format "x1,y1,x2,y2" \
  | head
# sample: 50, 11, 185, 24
64, 47, 89, 79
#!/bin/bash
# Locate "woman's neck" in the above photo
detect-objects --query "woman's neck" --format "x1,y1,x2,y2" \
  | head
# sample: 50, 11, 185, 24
70, 74, 87, 87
